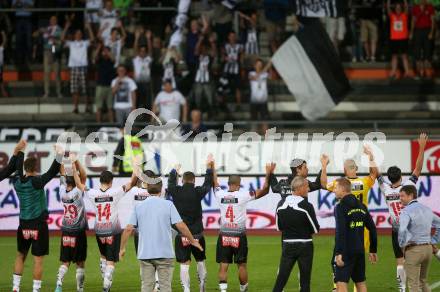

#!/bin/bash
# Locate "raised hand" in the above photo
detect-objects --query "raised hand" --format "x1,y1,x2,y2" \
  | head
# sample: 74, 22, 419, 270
320, 154, 329, 166
206, 153, 215, 169
265, 162, 276, 174
418, 132, 428, 149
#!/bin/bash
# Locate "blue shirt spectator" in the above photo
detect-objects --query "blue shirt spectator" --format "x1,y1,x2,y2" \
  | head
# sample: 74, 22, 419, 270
129, 196, 182, 259
398, 199, 440, 247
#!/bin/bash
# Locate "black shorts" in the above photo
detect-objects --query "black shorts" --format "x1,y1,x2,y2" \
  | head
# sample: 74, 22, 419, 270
390, 40, 408, 55
334, 253, 366, 283
392, 229, 404, 258
175, 234, 206, 263
17, 220, 49, 257
96, 233, 121, 262
216, 234, 248, 264
59, 229, 87, 263
413, 28, 432, 61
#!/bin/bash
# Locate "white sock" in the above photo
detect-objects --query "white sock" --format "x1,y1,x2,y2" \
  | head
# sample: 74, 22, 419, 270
240, 283, 249, 292
12, 274, 22, 291
100, 258, 107, 279
154, 270, 160, 289
56, 265, 69, 287
397, 265, 406, 290
197, 261, 207, 291
180, 264, 190, 292
436, 250, 440, 261
32, 279, 42, 292
76, 268, 85, 291
219, 282, 228, 292
103, 265, 115, 290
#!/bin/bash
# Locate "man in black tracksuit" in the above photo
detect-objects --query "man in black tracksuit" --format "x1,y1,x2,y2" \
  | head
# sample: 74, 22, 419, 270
333, 178, 378, 292
272, 176, 320, 292
167, 158, 214, 292
270, 158, 322, 199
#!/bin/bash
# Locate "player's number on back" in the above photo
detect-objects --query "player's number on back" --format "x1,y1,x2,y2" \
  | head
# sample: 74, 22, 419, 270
390, 201, 402, 217
226, 205, 234, 222
63, 204, 78, 219
97, 203, 111, 221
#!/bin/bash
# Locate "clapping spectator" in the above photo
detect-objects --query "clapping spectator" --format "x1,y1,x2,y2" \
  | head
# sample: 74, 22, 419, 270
0, 30, 7, 97
133, 29, 153, 109
222, 31, 243, 106
12, 0, 34, 65
411, 0, 435, 79
152, 79, 188, 123
101, 20, 126, 67
387, 0, 410, 79
112, 64, 137, 125
62, 20, 95, 114
94, 43, 115, 122
192, 24, 216, 112
249, 59, 271, 120
39, 16, 63, 98
182, 109, 208, 138
99, 0, 119, 43
239, 11, 259, 68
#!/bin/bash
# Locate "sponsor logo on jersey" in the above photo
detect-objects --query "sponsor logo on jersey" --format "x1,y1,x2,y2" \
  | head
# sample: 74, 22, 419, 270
95, 197, 114, 203
221, 197, 238, 204
134, 195, 149, 201
221, 236, 240, 248
62, 236, 77, 247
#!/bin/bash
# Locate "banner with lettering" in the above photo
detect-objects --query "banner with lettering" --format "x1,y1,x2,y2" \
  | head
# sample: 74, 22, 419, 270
0, 175, 437, 230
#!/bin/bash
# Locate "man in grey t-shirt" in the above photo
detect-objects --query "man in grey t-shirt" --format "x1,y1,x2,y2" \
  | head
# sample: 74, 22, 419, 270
120, 178, 202, 292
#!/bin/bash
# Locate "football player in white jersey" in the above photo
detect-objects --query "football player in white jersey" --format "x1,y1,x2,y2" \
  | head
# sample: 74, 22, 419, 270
213, 161, 276, 292
54, 157, 88, 292
72, 162, 137, 292
377, 133, 427, 292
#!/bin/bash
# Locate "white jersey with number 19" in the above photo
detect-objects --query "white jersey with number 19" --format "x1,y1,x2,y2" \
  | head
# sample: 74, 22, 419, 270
214, 187, 256, 235
85, 186, 127, 236
378, 175, 418, 228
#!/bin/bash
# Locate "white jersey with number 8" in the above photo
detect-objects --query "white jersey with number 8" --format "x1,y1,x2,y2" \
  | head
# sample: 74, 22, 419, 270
214, 187, 256, 235
378, 175, 418, 228
86, 186, 126, 236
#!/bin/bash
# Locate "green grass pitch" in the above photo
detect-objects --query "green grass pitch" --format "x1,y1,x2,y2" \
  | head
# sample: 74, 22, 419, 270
0, 235, 439, 291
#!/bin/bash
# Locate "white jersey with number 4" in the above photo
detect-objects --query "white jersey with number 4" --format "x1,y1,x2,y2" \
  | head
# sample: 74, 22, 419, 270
86, 186, 127, 236
214, 187, 256, 235
378, 175, 418, 228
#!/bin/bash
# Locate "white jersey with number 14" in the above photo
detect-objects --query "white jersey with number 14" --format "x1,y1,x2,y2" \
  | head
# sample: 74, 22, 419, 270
214, 187, 256, 235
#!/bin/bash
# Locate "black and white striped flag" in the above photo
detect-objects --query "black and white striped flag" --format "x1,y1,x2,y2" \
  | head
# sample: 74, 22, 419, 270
292, 0, 347, 18
272, 16, 350, 120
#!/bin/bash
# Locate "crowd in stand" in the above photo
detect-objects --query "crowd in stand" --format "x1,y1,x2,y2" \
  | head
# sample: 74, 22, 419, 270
0, 0, 438, 122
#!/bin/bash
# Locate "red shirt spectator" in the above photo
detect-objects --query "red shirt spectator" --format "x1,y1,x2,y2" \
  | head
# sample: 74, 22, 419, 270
412, 3, 435, 29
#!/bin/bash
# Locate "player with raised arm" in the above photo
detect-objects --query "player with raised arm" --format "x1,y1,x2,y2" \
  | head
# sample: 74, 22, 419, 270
167, 155, 214, 292
54, 155, 88, 292
213, 161, 275, 292
72, 163, 137, 292
320, 146, 379, 292
377, 133, 427, 292
12, 143, 64, 292
0, 139, 26, 182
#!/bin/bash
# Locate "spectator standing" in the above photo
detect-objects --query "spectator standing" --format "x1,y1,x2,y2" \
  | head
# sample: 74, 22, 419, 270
133, 30, 153, 109
152, 79, 188, 123
211, 2, 233, 46
192, 34, 217, 111
0, 30, 8, 97
398, 185, 440, 292
324, 15, 346, 53
62, 21, 95, 114
99, 0, 119, 43
349, 3, 363, 62
94, 43, 115, 122
85, 0, 103, 33
112, 64, 137, 125
12, 0, 33, 65
249, 59, 271, 120
411, 0, 435, 78
357, 0, 381, 62
182, 109, 208, 138
40, 16, 63, 98
161, 47, 181, 90
223, 31, 243, 106
272, 176, 320, 292
185, 19, 201, 79
263, 0, 288, 54
151, 36, 165, 94
120, 178, 203, 292
240, 11, 259, 70
102, 21, 126, 67
387, 0, 410, 79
